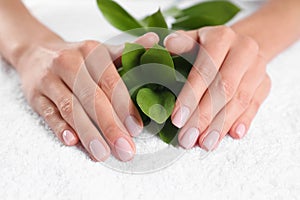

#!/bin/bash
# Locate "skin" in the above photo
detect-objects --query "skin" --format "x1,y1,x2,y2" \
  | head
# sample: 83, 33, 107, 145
0, 0, 160, 162
164, 0, 300, 150
0, 0, 299, 161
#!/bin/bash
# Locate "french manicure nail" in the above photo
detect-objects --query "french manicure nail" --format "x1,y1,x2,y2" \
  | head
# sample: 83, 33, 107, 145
89, 139, 109, 161
115, 137, 134, 162
125, 116, 142, 137
202, 130, 220, 151
172, 106, 190, 128
180, 127, 200, 149
163, 33, 178, 46
62, 130, 76, 145
236, 123, 246, 138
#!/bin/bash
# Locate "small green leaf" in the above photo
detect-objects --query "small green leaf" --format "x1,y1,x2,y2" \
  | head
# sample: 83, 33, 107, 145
162, 6, 183, 17
136, 88, 175, 124
142, 9, 168, 29
172, 1, 240, 30
159, 118, 179, 144
96, 0, 144, 31
140, 44, 174, 69
122, 43, 146, 73
172, 56, 193, 78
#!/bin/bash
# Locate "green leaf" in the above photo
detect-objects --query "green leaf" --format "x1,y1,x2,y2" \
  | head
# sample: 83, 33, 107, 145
96, 0, 144, 32
172, 1, 240, 30
136, 88, 175, 124
162, 6, 183, 17
142, 9, 168, 29
122, 43, 146, 73
159, 118, 179, 144
140, 44, 174, 69
172, 56, 193, 79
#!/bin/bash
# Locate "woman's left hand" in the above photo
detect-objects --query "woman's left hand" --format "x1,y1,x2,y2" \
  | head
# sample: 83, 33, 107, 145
164, 26, 271, 151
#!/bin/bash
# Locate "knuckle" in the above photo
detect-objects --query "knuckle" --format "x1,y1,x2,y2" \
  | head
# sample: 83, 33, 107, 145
199, 26, 234, 46
52, 50, 81, 72
42, 106, 57, 121
58, 97, 73, 119
217, 78, 235, 99
236, 90, 252, 109
80, 40, 100, 52
100, 74, 120, 92
241, 36, 259, 53
215, 26, 235, 40
53, 50, 72, 66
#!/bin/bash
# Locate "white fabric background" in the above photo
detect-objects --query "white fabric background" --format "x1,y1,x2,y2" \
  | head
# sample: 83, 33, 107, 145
0, 0, 299, 199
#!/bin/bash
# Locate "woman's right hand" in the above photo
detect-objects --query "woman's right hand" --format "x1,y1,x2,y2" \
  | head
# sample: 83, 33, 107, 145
16, 32, 159, 162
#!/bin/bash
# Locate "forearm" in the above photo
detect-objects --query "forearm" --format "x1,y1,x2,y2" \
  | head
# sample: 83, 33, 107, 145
0, 0, 63, 69
231, 0, 300, 62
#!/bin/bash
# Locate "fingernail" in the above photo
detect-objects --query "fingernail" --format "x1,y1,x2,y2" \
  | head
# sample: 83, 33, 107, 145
89, 139, 109, 161
180, 127, 200, 149
236, 123, 246, 138
125, 116, 143, 137
172, 106, 190, 128
144, 32, 159, 43
115, 137, 134, 162
163, 33, 178, 46
202, 130, 220, 151
62, 130, 76, 145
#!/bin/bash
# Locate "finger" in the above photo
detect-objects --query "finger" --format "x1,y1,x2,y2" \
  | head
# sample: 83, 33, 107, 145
177, 56, 265, 149
80, 42, 143, 137
198, 75, 271, 151
229, 75, 272, 139
32, 95, 78, 146
39, 75, 112, 161
167, 26, 235, 128
51, 52, 136, 162
195, 36, 259, 135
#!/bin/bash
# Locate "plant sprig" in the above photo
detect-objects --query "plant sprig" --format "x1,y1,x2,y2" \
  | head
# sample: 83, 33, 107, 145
96, 0, 240, 143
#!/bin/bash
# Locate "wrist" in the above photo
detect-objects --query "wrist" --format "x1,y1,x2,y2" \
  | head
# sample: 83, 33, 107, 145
12, 32, 64, 72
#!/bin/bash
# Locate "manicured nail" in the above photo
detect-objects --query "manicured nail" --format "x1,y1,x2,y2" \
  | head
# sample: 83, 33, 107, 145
163, 33, 178, 46
62, 130, 76, 145
236, 123, 246, 138
202, 130, 220, 151
180, 127, 200, 149
172, 106, 190, 128
89, 139, 109, 161
115, 137, 134, 162
125, 116, 143, 137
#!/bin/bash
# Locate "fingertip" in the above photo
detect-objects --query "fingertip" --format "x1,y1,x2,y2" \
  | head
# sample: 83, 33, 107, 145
114, 137, 135, 162
62, 130, 79, 146
230, 123, 247, 139
125, 115, 143, 137
163, 33, 180, 51
144, 32, 160, 43
137, 32, 160, 48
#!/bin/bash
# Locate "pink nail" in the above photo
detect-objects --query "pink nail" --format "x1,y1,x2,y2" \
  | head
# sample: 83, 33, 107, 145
89, 140, 109, 161
236, 123, 246, 138
62, 130, 76, 145
115, 137, 134, 162
163, 33, 178, 46
172, 106, 190, 128
202, 131, 220, 151
180, 127, 200, 149
125, 116, 142, 137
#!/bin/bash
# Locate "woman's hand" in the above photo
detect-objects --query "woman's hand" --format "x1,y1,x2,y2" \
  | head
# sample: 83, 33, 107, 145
164, 26, 271, 151
16, 32, 159, 161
